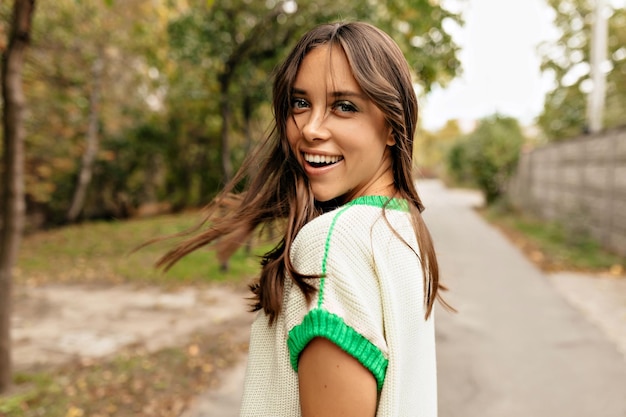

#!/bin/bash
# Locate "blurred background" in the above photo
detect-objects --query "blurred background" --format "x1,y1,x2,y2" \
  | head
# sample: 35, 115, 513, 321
1, 0, 625, 416
0, 0, 624, 228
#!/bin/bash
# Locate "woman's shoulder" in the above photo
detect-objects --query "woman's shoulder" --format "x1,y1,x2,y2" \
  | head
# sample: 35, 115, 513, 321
293, 196, 411, 250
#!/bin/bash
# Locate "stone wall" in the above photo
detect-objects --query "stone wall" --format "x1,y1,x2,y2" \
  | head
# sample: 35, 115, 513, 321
508, 125, 626, 257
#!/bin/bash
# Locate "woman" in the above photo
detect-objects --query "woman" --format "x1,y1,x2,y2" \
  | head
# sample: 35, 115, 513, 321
160, 21, 447, 417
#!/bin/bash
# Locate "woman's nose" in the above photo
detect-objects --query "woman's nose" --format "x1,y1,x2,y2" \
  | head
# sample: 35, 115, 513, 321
301, 110, 331, 142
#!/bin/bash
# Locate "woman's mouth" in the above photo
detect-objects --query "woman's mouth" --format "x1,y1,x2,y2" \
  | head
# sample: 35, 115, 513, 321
303, 152, 344, 168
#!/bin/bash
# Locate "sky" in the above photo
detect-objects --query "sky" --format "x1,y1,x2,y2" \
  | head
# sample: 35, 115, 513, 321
420, 0, 558, 131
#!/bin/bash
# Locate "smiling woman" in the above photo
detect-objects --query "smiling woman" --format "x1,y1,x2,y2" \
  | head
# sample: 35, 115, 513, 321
158, 21, 449, 417
286, 44, 395, 203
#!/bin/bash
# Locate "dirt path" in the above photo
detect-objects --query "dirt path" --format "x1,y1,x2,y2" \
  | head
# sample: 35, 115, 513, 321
12, 283, 254, 371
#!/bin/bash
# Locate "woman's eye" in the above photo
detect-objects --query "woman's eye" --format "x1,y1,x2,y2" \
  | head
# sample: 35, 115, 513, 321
291, 98, 309, 110
334, 101, 357, 113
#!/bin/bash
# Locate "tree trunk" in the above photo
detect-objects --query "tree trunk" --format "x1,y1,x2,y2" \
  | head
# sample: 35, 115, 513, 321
0, 0, 36, 394
242, 95, 253, 255
219, 72, 233, 183
243, 94, 253, 155
66, 52, 104, 222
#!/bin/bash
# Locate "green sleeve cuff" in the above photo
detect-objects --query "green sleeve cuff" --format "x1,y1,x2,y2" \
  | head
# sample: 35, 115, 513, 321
287, 309, 388, 391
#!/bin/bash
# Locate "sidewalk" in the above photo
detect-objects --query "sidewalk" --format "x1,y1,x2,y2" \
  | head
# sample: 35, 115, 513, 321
420, 179, 626, 417
183, 180, 626, 417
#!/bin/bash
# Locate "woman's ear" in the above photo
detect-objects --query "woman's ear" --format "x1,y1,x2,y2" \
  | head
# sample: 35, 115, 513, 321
386, 129, 396, 146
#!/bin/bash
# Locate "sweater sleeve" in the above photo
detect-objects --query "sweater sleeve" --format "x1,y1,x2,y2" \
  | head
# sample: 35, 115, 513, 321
285, 205, 389, 391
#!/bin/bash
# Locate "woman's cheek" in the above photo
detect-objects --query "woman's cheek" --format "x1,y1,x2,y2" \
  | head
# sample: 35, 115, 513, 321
286, 119, 300, 147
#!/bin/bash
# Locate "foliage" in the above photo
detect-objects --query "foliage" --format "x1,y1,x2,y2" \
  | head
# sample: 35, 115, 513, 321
0, 0, 175, 224
538, 0, 626, 140
483, 203, 625, 273
167, 0, 462, 93
446, 136, 473, 186
2, 0, 463, 229
166, 0, 463, 180
415, 119, 463, 177
446, 115, 525, 204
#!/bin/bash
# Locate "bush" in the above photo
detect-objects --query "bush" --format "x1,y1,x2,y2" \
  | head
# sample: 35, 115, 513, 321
446, 140, 472, 186
446, 115, 524, 204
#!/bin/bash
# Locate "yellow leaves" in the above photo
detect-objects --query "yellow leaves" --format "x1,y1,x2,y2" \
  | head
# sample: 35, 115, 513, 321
142, 358, 155, 371
187, 343, 200, 357
609, 264, 624, 276
76, 377, 88, 392
65, 384, 77, 397
35, 164, 53, 179
9, 325, 250, 417
64, 376, 88, 398
25, 176, 57, 204
52, 157, 76, 172
100, 150, 116, 161
65, 406, 85, 417
530, 250, 545, 263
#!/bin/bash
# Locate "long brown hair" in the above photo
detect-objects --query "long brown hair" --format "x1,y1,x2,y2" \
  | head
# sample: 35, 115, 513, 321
157, 22, 447, 323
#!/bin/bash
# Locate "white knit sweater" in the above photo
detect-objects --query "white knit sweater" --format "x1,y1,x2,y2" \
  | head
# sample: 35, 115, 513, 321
239, 195, 437, 417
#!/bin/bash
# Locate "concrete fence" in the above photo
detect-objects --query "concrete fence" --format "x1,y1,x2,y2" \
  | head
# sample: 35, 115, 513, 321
508, 125, 626, 257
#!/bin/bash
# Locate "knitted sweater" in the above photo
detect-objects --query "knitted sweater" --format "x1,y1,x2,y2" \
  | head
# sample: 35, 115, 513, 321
239, 195, 437, 417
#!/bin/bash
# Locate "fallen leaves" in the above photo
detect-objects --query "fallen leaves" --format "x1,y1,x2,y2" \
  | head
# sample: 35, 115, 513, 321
65, 406, 84, 417
7, 329, 249, 417
610, 264, 624, 276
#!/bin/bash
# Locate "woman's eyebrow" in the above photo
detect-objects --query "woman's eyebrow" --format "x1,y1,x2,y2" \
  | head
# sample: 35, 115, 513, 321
290, 88, 366, 99
329, 91, 365, 99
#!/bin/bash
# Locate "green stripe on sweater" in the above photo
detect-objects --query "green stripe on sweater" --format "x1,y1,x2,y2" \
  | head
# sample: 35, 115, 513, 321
318, 195, 408, 308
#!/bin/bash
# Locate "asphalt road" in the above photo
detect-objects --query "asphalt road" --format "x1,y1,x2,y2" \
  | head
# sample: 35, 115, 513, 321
420, 180, 626, 417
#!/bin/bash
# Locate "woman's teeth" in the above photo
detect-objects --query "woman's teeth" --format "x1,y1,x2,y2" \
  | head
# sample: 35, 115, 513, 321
304, 153, 343, 167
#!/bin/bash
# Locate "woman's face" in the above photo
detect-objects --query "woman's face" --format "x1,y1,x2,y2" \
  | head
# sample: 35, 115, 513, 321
286, 44, 396, 203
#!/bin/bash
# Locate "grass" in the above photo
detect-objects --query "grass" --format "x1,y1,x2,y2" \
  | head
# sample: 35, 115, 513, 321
1, 329, 248, 417
4, 212, 263, 416
9, 202, 623, 415
17, 211, 275, 287
481, 203, 625, 275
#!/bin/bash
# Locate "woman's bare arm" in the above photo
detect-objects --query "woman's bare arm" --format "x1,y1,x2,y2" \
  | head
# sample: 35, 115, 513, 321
298, 337, 377, 417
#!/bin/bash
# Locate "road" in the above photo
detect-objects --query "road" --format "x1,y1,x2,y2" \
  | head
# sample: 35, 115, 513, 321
421, 180, 626, 417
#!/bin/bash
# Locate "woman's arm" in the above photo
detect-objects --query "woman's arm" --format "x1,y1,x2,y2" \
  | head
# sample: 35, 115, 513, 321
298, 337, 377, 417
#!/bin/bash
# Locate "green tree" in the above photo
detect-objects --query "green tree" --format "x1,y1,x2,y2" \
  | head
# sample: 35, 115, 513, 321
2, 0, 464, 229
416, 119, 463, 177
447, 115, 525, 204
168, 0, 462, 184
538, 0, 626, 140
17, 0, 171, 223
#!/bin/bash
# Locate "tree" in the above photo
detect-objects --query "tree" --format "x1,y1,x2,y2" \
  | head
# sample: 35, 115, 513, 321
169, 0, 462, 185
416, 119, 463, 177
446, 115, 525, 204
17, 0, 173, 223
0, 0, 463, 231
66, 50, 104, 222
0, 0, 36, 394
538, 0, 626, 140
